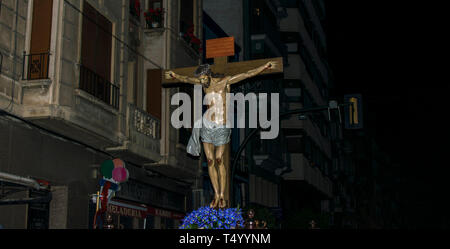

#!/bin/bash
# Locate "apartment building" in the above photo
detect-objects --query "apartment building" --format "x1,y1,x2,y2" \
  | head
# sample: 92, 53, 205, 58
0, 0, 202, 229
278, 0, 334, 227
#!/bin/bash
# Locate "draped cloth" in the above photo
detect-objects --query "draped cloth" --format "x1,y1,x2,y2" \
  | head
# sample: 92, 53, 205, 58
187, 117, 231, 156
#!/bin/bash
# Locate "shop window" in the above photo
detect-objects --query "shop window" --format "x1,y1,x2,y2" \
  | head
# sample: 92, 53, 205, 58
81, 2, 112, 81
145, 214, 155, 229
160, 217, 174, 229
303, 90, 314, 108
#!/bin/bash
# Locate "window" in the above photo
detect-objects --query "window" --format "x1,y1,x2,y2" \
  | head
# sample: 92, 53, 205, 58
287, 136, 304, 153
180, 0, 193, 35
283, 80, 302, 103
303, 90, 314, 108
80, 2, 118, 108
25, 0, 53, 80
146, 69, 162, 137
146, 69, 162, 119
81, 2, 112, 82
148, 0, 162, 9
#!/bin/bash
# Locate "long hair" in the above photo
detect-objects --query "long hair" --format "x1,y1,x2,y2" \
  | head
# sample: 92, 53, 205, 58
194, 64, 225, 78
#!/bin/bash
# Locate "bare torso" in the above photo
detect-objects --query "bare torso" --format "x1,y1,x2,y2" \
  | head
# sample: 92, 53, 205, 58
203, 76, 231, 125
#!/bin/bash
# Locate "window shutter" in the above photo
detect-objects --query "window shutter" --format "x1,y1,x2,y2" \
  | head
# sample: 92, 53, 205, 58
96, 13, 112, 81
30, 0, 52, 54
146, 69, 162, 120
29, 0, 53, 80
81, 2, 112, 81
81, 3, 97, 72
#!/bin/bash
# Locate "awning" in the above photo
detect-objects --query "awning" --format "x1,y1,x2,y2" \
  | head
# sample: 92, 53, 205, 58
0, 171, 47, 190
0, 171, 51, 205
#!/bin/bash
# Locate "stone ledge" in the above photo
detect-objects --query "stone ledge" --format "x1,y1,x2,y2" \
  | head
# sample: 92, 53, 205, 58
143, 27, 166, 36
20, 79, 52, 88
74, 88, 120, 116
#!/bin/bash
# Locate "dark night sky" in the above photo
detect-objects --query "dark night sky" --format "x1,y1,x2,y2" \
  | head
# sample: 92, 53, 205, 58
325, 1, 448, 227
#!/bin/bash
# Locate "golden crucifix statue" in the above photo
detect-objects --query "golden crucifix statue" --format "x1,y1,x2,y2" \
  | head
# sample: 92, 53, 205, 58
162, 37, 283, 209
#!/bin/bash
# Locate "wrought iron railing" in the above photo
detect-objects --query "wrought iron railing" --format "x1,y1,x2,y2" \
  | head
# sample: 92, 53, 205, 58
22, 52, 50, 80
79, 65, 119, 109
129, 104, 160, 139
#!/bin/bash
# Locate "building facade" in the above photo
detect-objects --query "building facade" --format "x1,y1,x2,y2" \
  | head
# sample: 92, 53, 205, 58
277, 0, 333, 228
0, 0, 203, 229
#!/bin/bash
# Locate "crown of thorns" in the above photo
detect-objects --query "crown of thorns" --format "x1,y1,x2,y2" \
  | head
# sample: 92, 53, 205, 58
194, 64, 212, 77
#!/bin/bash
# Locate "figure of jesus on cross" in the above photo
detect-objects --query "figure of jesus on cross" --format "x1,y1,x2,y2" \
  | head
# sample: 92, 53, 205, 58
163, 37, 283, 209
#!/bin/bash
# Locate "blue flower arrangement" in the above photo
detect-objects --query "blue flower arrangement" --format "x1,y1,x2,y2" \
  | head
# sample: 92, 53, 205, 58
179, 206, 244, 229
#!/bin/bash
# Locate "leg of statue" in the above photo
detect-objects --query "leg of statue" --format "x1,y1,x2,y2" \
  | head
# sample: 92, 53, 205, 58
215, 144, 227, 209
203, 142, 219, 208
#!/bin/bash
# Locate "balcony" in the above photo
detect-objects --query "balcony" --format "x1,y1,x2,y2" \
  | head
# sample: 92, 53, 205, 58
282, 153, 332, 198
79, 65, 119, 109
251, 134, 286, 174
22, 52, 50, 81
18, 62, 124, 149
282, 114, 331, 159
106, 104, 161, 164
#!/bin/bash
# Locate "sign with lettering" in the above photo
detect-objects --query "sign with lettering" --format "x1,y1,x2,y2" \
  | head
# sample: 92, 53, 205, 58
107, 203, 147, 219
147, 206, 185, 220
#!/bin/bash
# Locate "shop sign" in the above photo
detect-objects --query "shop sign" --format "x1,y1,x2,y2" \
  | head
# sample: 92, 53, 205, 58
147, 206, 185, 220
107, 203, 147, 219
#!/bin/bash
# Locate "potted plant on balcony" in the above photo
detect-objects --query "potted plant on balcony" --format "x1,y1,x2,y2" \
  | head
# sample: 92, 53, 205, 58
144, 8, 165, 28
182, 24, 202, 54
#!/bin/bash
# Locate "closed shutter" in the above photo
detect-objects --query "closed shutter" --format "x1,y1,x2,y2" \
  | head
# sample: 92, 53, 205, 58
96, 13, 112, 81
29, 0, 53, 79
146, 69, 161, 120
81, 2, 112, 81
80, 2, 113, 105
81, 2, 97, 73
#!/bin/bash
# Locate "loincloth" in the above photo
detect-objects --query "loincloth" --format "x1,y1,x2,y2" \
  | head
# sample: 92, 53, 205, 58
186, 118, 231, 156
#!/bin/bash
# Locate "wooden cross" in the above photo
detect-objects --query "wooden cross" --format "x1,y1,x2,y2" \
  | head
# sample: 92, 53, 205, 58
162, 37, 283, 207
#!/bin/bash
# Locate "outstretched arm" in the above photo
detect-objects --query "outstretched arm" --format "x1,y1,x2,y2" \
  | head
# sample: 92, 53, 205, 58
164, 71, 201, 84
228, 61, 278, 85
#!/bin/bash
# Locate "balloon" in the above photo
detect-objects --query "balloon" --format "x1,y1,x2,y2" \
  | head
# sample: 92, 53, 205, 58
113, 158, 125, 168
100, 160, 114, 179
125, 168, 129, 181
112, 167, 128, 183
